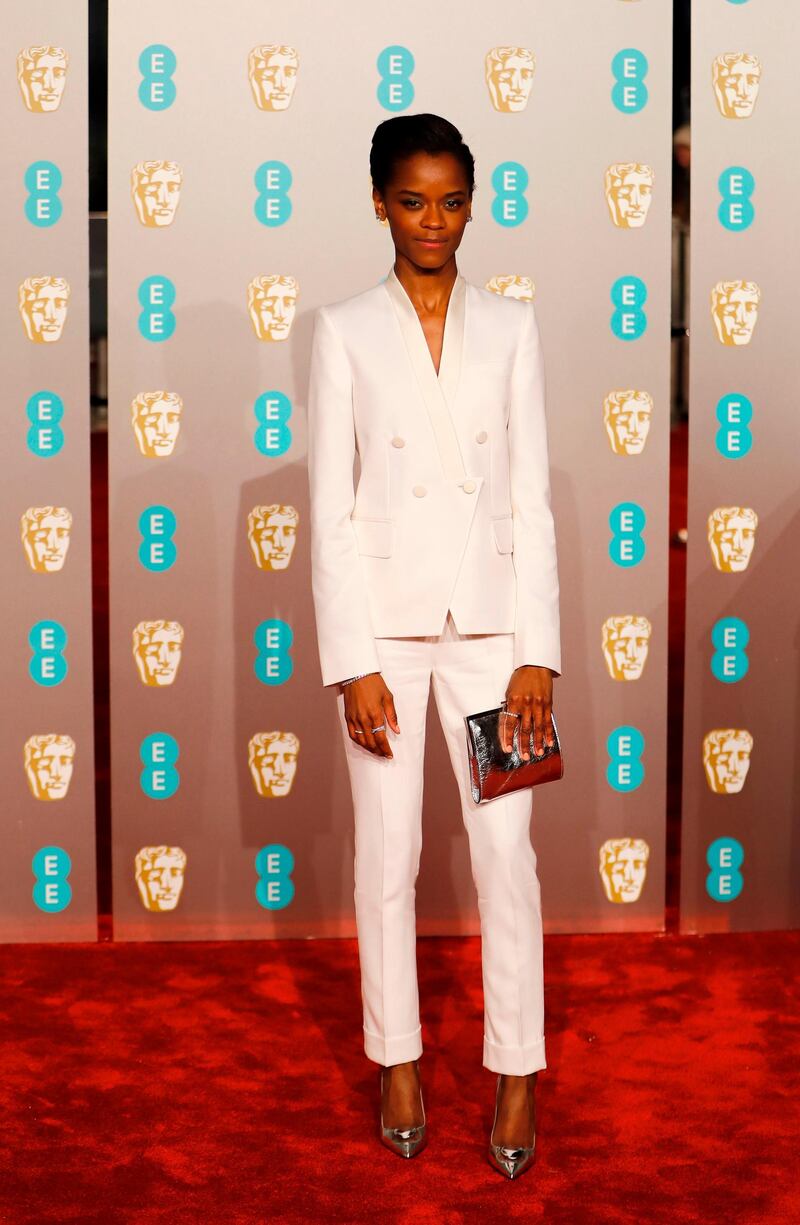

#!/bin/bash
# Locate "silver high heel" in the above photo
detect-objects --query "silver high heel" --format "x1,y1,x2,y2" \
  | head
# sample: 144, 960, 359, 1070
487, 1073, 536, 1180
379, 1063, 428, 1159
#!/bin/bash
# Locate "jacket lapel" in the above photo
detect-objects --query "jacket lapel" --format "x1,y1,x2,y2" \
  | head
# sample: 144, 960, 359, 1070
383, 266, 467, 482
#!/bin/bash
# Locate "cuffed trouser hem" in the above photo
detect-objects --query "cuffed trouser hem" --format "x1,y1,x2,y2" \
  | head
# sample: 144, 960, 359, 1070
363, 1025, 423, 1067
483, 1034, 546, 1075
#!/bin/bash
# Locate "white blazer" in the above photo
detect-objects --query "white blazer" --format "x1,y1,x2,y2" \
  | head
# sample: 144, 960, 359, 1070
306, 266, 561, 688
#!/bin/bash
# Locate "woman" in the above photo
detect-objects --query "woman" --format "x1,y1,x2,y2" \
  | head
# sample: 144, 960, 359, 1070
306, 113, 560, 1180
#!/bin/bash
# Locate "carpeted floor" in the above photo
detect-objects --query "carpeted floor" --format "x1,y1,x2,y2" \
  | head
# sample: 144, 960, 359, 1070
2, 930, 798, 1224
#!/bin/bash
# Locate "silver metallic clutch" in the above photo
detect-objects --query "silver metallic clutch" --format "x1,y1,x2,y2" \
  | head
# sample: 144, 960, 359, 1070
464, 702, 563, 804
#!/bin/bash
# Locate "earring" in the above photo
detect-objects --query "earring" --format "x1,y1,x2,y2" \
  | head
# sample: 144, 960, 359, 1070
375, 212, 383, 221
467, 215, 473, 222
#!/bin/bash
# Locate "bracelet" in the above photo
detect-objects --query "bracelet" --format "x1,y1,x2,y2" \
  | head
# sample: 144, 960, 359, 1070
340, 671, 378, 687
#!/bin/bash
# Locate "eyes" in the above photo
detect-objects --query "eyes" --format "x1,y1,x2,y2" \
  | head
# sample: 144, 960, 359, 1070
400, 198, 464, 211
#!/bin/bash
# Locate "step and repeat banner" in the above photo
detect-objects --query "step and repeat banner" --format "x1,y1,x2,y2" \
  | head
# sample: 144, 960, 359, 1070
681, 3, 800, 932
108, 1, 673, 939
0, 4, 97, 940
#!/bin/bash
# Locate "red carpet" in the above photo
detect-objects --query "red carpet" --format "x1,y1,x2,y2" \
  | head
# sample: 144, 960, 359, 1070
2, 930, 798, 1223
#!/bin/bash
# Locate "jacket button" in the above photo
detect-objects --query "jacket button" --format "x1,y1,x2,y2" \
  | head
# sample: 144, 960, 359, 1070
463, 479, 476, 494
391, 436, 405, 448
412, 484, 427, 497
476, 430, 488, 443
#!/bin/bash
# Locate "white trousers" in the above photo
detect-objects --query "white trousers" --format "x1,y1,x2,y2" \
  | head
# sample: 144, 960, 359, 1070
335, 610, 546, 1076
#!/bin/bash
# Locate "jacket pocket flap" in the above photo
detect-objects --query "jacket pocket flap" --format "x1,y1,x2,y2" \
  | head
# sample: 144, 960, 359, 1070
350, 516, 393, 558
491, 515, 513, 554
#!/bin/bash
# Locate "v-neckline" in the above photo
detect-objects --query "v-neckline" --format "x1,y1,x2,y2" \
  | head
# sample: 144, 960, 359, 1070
384, 265, 465, 384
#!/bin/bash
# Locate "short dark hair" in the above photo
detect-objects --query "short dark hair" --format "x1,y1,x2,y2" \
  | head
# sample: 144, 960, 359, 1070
370, 113, 475, 198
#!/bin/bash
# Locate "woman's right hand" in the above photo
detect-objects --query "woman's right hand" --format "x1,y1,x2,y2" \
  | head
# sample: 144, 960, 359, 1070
342, 673, 400, 758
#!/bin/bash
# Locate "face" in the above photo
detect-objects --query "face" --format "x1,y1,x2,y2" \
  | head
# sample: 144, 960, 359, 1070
703, 732, 752, 794
133, 624, 184, 686
22, 511, 71, 572
133, 395, 182, 457
603, 617, 651, 681
19, 50, 68, 112
600, 840, 649, 903
715, 57, 761, 119
606, 167, 654, 228
249, 48, 298, 111
136, 851, 186, 911
249, 279, 297, 341
20, 280, 69, 344
133, 165, 182, 227
373, 152, 472, 271
486, 49, 535, 112
248, 508, 297, 570
712, 285, 759, 346
25, 738, 75, 801
709, 511, 757, 572
249, 735, 298, 797
605, 392, 652, 454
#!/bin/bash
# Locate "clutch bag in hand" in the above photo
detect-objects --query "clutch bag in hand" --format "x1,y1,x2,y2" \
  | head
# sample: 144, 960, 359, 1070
464, 701, 564, 804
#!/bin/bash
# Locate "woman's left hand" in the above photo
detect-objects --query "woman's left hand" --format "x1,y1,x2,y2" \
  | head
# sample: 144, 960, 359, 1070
500, 665, 556, 760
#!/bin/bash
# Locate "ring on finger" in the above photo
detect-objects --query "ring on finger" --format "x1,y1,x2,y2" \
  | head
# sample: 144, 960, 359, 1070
371, 724, 386, 733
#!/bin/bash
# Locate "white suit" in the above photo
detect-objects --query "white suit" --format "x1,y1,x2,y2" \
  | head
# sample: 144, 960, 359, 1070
306, 266, 561, 1075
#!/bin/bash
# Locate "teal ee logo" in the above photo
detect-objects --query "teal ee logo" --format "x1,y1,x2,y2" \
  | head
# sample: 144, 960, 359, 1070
29, 620, 67, 686
254, 391, 292, 456
32, 847, 72, 913
609, 502, 646, 567
706, 837, 744, 902
711, 616, 749, 683
140, 733, 180, 799
138, 276, 176, 341
715, 393, 753, 459
606, 725, 645, 792
611, 49, 649, 113
138, 505, 177, 572
377, 45, 414, 111
27, 391, 65, 457
611, 275, 647, 340
718, 167, 755, 232
254, 619, 293, 685
24, 162, 62, 227
254, 161, 292, 226
255, 844, 295, 910
491, 162, 529, 228
139, 45, 176, 110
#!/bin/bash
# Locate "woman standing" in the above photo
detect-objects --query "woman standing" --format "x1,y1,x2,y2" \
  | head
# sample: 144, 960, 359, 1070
306, 113, 561, 1181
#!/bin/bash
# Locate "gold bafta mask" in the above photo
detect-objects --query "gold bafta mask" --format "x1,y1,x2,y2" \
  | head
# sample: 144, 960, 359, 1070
247, 505, 299, 571
601, 615, 652, 681
604, 163, 654, 229
132, 621, 185, 687
703, 729, 753, 795
131, 391, 183, 458
21, 506, 72, 573
485, 46, 535, 112
24, 734, 75, 801
17, 45, 68, 113
604, 389, 653, 455
248, 44, 299, 111
485, 275, 535, 302
135, 846, 187, 912
599, 838, 650, 903
710, 280, 760, 346
712, 53, 762, 120
707, 506, 758, 573
18, 277, 70, 343
248, 732, 299, 798
131, 161, 183, 227
247, 275, 298, 341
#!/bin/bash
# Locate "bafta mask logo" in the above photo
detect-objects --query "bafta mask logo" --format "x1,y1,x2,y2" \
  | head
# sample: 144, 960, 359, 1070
248, 44, 299, 111
247, 504, 299, 571
131, 160, 183, 227
703, 729, 753, 795
24, 734, 75, 801
131, 391, 183, 458
707, 506, 758, 573
599, 838, 650, 903
247, 275, 298, 341
605, 163, 654, 229
18, 276, 70, 343
132, 620, 184, 687
21, 506, 72, 573
712, 53, 762, 120
485, 275, 535, 302
17, 46, 68, 112
710, 280, 760, 347
135, 846, 186, 912
604, 389, 653, 456
601, 615, 652, 681
485, 46, 535, 113
248, 731, 299, 798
